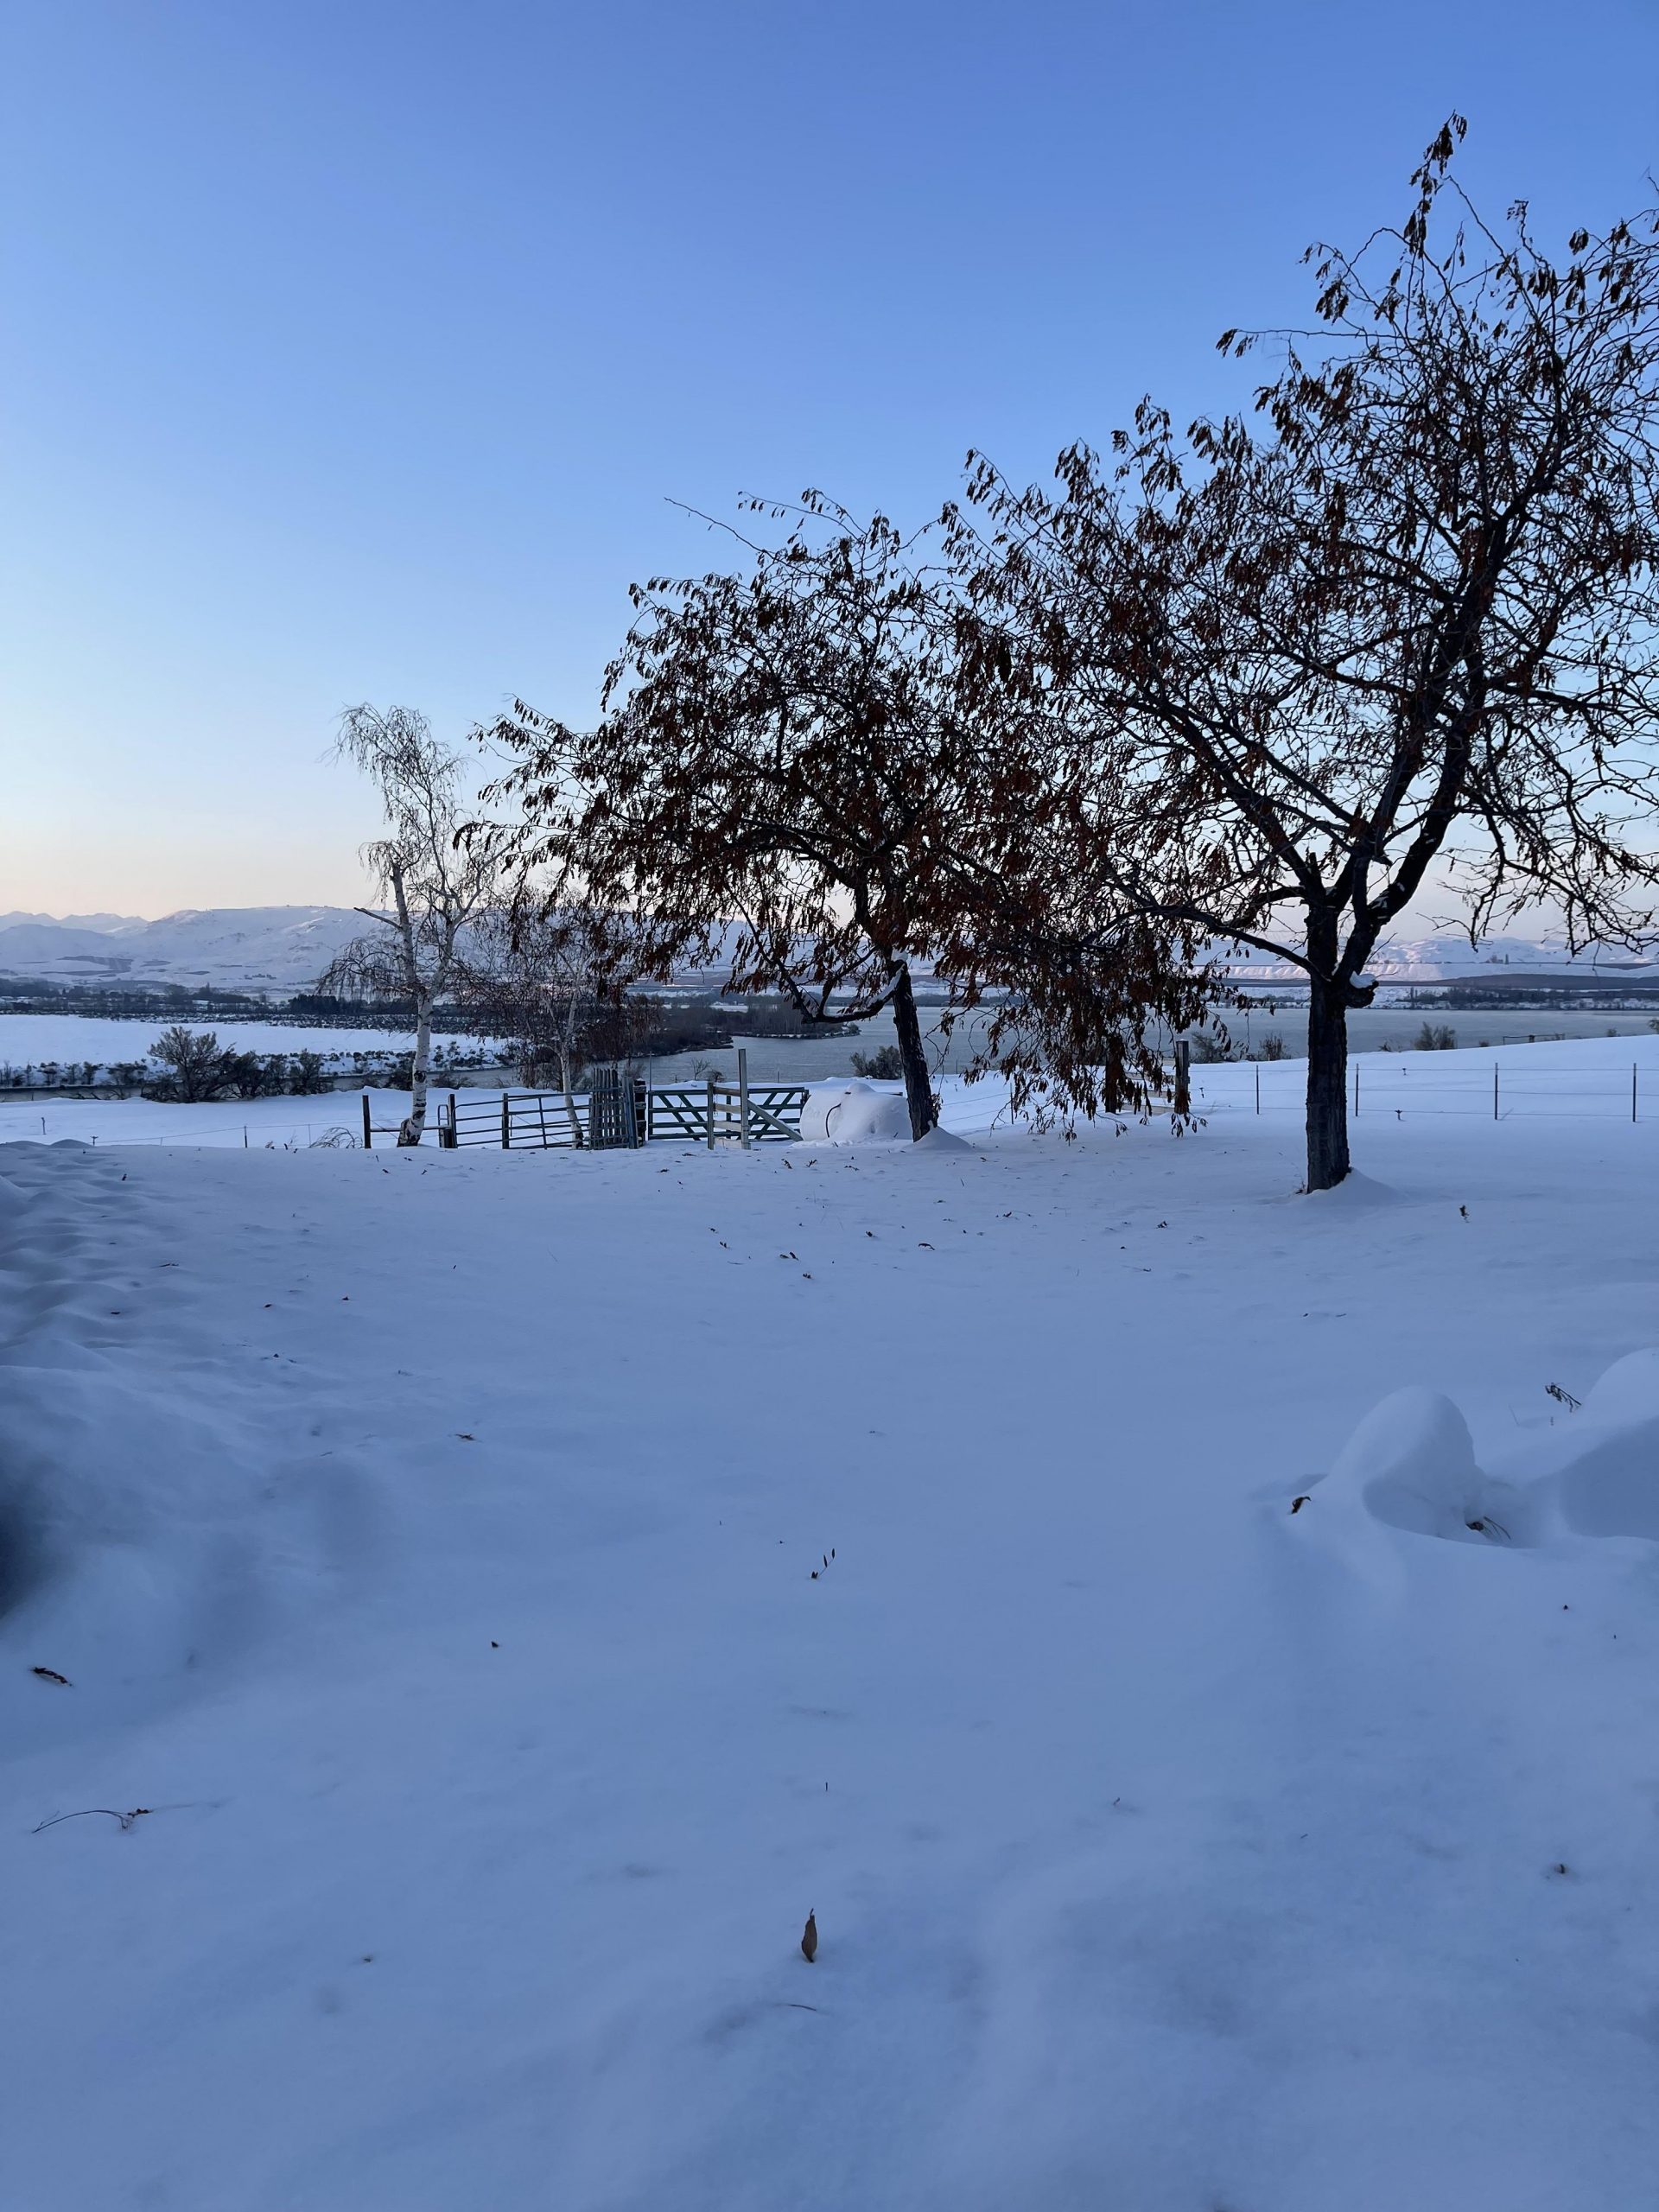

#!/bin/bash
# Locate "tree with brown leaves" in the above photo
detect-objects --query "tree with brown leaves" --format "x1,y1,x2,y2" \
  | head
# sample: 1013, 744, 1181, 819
486, 499, 1029, 1141
959, 120, 1659, 1187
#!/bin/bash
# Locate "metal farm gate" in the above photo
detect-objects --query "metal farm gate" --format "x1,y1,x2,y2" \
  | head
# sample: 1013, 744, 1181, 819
427, 1052, 809, 1154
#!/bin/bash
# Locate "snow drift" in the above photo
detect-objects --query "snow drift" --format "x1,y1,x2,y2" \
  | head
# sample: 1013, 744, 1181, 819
798, 1079, 912, 1143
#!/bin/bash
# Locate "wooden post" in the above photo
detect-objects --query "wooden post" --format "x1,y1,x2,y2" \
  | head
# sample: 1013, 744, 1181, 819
1353, 1061, 1359, 1116
362, 1091, 372, 1149
737, 1047, 752, 1151
706, 1072, 716, 1149
1173, 1039, 1191, 1117
1634, 1064, 1639, 1124
1255, 1063, 1261, 1116
1493, 1063, 1499, 1121
502, 1093, 512, 1148
448, 1091, 458, 1149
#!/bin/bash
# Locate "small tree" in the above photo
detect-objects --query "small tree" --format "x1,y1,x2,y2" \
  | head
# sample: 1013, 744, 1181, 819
144, 1027, 229, 1103
963, 121, 1659, 1186
451, 905, 658, 1143
320, 705, 499, 1145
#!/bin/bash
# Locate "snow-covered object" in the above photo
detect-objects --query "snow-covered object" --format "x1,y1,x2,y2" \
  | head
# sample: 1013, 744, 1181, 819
1315, 1384, 1542, 1549
798, 1080, 912, 1143
1548, 1350, 1659, 1541
1580, 1346, 1659, 1430
1325, 1387, 1486, 1541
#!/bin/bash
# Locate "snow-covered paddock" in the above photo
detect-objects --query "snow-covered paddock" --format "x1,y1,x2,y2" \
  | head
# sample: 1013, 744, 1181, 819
8, 1028, 1659, 1151
3, 1059, 1659, 2209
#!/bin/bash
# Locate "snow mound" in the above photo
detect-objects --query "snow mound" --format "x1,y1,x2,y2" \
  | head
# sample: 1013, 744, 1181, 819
1296, 1170, 1398, 1209
912, 1125, 971, 1152
1324, 1386, 1537, 1545
1555, 1419, 1659, 1539
798, 1081, 912, 1144
1548, 1350, 1659, 1540
1581, 1347, 1659, 1429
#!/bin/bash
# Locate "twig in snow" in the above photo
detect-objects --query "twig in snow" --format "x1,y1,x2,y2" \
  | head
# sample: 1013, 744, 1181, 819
31, 1800, 204, 1836
32, 1807, 150, 1834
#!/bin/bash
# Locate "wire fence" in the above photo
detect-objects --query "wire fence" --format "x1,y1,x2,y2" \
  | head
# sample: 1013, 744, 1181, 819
6, 1052, 1658, 1147
1189, 1056, 1653, 1122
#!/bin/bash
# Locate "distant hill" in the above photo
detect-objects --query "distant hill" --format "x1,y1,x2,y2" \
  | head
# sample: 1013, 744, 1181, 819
0, 911, 145, 933
5, 910, 1653, 998
1219, 932, 1657, 984
0, 909, 808, 998
0, 906, 369, 993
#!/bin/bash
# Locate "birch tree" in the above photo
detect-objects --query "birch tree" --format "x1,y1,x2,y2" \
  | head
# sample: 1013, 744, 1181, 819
320, 705, 498, 1146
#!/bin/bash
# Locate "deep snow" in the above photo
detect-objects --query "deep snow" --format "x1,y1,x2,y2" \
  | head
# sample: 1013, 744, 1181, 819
3, 1046, 1659, 2209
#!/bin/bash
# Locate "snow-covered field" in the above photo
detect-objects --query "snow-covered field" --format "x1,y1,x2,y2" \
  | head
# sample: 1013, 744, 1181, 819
0, 1013, 493, 1079
4, 1041, 1659, 2208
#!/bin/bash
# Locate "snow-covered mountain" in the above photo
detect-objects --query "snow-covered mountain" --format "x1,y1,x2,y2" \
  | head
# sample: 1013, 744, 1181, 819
0, 911, 144, 932
5, 909, 1654, 997
0, 907, 368, 993
1219, 931, 1657, 983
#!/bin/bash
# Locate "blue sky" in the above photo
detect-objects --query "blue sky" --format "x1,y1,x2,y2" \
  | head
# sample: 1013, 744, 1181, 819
3, 0, 1657, 914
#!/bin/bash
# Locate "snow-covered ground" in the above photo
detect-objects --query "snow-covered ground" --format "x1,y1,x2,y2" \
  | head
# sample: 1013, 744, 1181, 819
0, 1013, 493, 1082
4, 1041, 1659, 2208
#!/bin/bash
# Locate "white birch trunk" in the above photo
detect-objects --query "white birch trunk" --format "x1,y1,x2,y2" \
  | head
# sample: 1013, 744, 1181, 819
400, 996, 433, 1145
558, 1010, 582, 1147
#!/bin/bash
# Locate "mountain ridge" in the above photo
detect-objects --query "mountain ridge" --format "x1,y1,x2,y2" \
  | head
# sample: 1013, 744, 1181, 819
1, 910, 1651, 995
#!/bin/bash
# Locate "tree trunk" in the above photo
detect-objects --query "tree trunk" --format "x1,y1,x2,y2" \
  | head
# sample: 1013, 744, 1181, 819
558, 1039, 582, 1147
890, 966, 938, 1140
1305, 982, 1351, 1190
400, 999, 433, 1146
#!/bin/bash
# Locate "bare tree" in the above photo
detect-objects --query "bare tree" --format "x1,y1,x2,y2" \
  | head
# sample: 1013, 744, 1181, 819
320, 705, 499, 1146
451, 904, 658, 1145
143, 1026, 230, 1103
960, 120, 1659, 1186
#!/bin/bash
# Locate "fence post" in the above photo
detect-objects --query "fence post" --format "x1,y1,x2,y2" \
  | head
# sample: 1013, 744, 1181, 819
1173, 1039, 1191, 1117
1634, 1063, 1639, 1124
1493, 1064, 1499, 1121
361, 1092, 372, 1149
502, 1093, 511, 1149
737, 1047, 752, 1151
448, 1092, 458, 1149
1255, 1064, 1261, 1116
1353, 1061, 1359, 1116
706, 1073, 716, 1149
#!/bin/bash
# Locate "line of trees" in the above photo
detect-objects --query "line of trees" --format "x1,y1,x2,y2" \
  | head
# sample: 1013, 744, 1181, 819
332, 126, 1659, 1186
